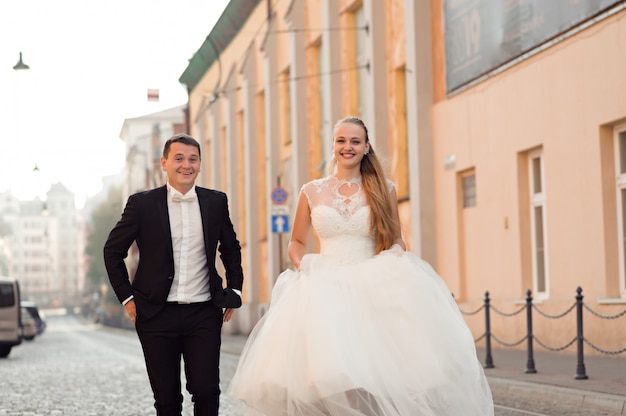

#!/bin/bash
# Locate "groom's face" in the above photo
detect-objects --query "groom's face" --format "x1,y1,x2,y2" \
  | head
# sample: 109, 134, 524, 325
161, 142, 200, 194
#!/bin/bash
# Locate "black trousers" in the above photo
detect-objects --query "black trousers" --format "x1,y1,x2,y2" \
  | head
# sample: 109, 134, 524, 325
136, 301, 223, 416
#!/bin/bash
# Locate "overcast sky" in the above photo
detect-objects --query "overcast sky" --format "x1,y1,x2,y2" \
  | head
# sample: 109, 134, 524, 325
0, 0, 229, 207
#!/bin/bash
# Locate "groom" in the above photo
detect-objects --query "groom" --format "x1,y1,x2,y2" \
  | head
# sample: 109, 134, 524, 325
104, 133, 244, 416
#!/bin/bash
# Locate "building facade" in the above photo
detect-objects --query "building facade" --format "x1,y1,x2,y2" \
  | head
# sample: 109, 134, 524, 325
118, 105, 186, 278
179, 0, 626, 354
119, 105, 187, 202
0, 184, 85, 308
431, 0, 626, 355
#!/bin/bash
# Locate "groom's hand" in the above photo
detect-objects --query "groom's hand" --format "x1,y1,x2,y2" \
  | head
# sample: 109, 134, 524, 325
124, 299, 137, 325
223, 308, 235, 322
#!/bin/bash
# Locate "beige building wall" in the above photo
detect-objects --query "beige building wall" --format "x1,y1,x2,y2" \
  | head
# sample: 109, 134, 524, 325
180, 0, 625, 356
181, 0, 432, 334
431, 4, 626, 354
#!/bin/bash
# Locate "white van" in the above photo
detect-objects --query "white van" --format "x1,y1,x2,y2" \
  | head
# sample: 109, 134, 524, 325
0, 276, 22, 357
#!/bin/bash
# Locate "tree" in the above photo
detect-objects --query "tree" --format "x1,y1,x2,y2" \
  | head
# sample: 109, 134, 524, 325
84, 186, 123, 298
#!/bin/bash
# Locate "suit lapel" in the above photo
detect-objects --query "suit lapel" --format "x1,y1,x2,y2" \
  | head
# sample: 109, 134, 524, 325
197, 188, 212, 240
155, 186, 174, 259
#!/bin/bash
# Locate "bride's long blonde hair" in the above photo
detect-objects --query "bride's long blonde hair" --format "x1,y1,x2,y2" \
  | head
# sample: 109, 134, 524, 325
330, 116, 398, 253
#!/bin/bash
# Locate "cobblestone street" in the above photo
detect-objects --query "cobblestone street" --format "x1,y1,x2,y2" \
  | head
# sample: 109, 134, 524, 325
0, 314, 621, 415
0, 314, 242, 416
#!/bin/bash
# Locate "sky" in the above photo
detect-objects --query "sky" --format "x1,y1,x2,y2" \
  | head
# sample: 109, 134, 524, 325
0, 0, 230, 208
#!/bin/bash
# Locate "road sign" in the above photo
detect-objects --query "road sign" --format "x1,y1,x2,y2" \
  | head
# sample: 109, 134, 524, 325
271, 186, 288, 205
272, 214, 289, 234
271, 205, 290, 234
271, 205, 289, 215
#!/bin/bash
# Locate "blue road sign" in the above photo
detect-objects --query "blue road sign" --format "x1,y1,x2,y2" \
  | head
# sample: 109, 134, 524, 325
272, 215, 289, 234
271, 186, 288, 204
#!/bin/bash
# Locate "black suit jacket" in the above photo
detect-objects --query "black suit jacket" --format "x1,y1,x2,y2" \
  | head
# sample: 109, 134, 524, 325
103, 185, 244, 320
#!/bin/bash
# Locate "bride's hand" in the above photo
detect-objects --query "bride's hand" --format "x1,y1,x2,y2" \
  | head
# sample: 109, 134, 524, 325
297, 254, 312, 272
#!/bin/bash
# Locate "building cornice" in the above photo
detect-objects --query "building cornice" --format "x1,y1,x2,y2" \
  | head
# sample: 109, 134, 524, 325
179, 0, 261, 92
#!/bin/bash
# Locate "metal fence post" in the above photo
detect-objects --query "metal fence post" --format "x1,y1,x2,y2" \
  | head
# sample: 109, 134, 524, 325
575, 286, 588, 380
484, 291, 494, 368
525, 289, 537, 373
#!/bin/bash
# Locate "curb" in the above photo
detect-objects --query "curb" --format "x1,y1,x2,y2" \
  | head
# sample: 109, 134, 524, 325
488, 376, 626, 414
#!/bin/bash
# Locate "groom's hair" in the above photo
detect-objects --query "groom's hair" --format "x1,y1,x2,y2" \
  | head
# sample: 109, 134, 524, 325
163, 133, 201, 159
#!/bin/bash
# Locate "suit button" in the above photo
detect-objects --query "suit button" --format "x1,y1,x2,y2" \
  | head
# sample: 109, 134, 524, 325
167, 276, 173, 280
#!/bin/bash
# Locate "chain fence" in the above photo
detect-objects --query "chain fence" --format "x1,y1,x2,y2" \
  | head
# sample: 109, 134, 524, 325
458, 287, 626, 379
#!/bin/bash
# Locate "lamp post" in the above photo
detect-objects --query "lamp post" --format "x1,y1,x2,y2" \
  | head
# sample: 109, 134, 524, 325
12, 52, 39, 176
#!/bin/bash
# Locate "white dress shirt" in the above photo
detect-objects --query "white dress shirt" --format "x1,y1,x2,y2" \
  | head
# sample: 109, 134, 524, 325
166, 184, 211, 303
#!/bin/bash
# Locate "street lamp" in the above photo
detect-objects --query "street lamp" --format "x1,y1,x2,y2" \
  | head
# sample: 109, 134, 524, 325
13, 52, 30, 71
12, 52, 38, 173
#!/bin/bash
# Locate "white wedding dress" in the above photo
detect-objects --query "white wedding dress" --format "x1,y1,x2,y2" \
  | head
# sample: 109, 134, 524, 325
227, 176, 494, 416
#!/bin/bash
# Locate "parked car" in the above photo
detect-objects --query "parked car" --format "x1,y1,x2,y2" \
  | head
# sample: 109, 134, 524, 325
21, 301, 46, 335
0, 276, 22, 357
20, 307, 37, 341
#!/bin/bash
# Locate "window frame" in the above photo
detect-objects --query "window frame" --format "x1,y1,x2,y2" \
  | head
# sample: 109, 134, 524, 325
613, 123, 626, 297
461, 171, 476, 208
529, 150, 549, 299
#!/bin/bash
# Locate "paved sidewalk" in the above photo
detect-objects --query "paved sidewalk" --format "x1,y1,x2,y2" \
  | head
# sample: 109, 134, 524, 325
478, 347, 626, 414
221, 334, 626, 414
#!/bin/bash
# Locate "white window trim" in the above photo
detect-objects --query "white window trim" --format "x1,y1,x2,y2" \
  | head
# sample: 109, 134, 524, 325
529, 150, 549, 299
613, 123, 626, 297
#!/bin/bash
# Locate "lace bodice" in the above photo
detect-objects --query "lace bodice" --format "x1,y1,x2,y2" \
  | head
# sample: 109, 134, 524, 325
302, 176, 391, 261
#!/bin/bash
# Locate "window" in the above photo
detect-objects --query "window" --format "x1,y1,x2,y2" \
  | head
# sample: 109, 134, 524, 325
614, 126, 626, 295
0, 283, 15, 307
311, 39, 325, 175
280, 68, 291, 145
462, 173, 476, 208
529, 151, 548, 296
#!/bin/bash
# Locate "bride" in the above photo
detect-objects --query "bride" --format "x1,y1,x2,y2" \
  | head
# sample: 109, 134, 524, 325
227, 116, 494, 415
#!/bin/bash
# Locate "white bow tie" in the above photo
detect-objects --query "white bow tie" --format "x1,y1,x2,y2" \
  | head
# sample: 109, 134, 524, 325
172, 193, 197, 202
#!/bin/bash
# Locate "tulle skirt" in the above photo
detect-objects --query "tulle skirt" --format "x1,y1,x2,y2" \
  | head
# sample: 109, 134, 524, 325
227, 247, 494, 415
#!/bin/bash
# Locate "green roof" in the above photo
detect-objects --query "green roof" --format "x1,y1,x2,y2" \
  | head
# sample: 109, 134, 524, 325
179, 0, 261, 92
